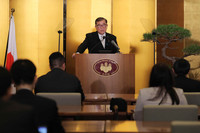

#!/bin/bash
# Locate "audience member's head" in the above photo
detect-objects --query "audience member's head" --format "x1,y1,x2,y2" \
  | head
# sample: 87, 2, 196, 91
149, 63, 179, 105
49, 52, 65, 70
173, 58, 190, 76
0, 67, 12, 99
10, 59, 36, 89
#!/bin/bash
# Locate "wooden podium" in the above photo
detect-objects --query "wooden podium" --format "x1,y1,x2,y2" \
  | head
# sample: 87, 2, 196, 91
75, 54, 135, 94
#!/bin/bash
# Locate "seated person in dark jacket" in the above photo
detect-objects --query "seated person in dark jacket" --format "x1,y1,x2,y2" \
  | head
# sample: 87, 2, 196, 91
72, 17, 120, 57
10, 59, 65, 133
35, 52, 85, 101
0, 66, 37, 133
173, 58, 200, 92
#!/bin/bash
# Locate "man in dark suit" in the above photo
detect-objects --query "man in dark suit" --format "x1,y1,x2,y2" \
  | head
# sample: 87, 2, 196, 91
74, 17, 120, 55
10, 59, 65, 133
35, 52, 85, 101
173, 58, 200, 92
0, 66, 37, 133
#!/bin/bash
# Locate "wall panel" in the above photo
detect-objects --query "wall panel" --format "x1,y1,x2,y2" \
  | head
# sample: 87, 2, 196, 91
38, 0, 63, 75
184, 0, 200, 46
10, 0, 39, 73
157, 0, 184, 65
9, 0, 63, 76
0, 0, 9, 66
113, 0, 155, 93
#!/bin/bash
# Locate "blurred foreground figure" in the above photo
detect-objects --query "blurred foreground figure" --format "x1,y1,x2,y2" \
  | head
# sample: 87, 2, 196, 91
10, 59, 65, 133
0, 66, 37, 133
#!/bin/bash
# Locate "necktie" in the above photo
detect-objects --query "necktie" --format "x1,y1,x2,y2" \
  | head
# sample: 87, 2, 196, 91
101, 36, 105, 48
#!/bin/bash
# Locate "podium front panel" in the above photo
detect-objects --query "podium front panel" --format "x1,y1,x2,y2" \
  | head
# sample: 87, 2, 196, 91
75, 54, 135, 94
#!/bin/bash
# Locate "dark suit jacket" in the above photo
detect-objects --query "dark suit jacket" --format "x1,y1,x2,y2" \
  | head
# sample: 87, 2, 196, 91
11, 89, 65, 133
174, 75, 200, 92
0, 100, 37, 133
77, 31, 119, 53
35, 68, 85, 101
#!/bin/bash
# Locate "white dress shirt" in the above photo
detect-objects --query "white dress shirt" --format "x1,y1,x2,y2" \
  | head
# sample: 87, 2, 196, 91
98, 33, 106, 49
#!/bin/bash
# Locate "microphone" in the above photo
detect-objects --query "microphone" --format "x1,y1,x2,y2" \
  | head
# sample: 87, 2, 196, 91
111, 40, 120, 50
103, 36, 120, 50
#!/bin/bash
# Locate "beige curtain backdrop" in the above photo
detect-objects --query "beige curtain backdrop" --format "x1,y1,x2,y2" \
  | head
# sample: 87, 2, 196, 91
0, 0, 156, 93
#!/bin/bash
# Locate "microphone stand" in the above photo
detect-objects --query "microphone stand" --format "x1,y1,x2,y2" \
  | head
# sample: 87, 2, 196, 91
152, 31, 156, 65
58, 30, 62, 52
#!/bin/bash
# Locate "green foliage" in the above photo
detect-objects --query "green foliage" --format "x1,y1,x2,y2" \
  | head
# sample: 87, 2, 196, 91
183, 44, 200, 55
143, 33, 153, 41
143, 24, 191, 42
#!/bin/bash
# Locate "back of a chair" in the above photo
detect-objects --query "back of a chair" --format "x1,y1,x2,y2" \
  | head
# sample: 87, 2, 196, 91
36, 93, 81, 106
184, 92, 200, 106
171, 121, 200, 133
143, 105, 198, 121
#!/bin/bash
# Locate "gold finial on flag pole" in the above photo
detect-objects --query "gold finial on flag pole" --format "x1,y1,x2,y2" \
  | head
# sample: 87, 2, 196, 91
11, 8, 15, 16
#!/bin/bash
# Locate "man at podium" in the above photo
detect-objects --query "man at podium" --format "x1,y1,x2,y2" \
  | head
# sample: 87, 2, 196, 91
74, 17, 120, 54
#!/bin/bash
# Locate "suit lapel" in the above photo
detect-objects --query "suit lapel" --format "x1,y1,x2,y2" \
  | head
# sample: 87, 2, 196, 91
105, 33, 110, 49
95, 32, 104, 49
95, 32, 101, 42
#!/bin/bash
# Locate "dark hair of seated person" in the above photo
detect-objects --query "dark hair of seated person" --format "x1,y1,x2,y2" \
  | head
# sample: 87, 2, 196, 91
148, 63, 180, 105
173, 58, 190, 76
0, 67, 12, 97
49, 52, 65, 70
10, 59, 36, 85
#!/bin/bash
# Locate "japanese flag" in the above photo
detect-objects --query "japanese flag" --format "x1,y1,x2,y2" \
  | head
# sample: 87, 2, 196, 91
5, 15, 17, 70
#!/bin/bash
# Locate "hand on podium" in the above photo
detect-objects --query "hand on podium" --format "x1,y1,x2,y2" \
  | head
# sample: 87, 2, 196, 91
72, 52, 80, 58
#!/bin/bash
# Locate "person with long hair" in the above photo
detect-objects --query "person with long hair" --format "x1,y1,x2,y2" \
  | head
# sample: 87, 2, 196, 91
134, 63, 188, 120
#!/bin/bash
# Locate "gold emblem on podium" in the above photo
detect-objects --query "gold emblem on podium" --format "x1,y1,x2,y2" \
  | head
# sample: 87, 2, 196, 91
93, 59, 119, 76
100, 62, 112, 73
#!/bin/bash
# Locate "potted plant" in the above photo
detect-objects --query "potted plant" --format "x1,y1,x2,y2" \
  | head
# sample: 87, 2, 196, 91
142, 24, 191, 63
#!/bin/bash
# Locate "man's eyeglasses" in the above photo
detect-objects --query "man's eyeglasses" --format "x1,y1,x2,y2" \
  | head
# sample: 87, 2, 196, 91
96, 24, 107, 28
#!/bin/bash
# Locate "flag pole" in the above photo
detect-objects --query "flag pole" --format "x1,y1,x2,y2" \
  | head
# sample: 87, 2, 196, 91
3, 33, 9, 68
4, 8, 15, 68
